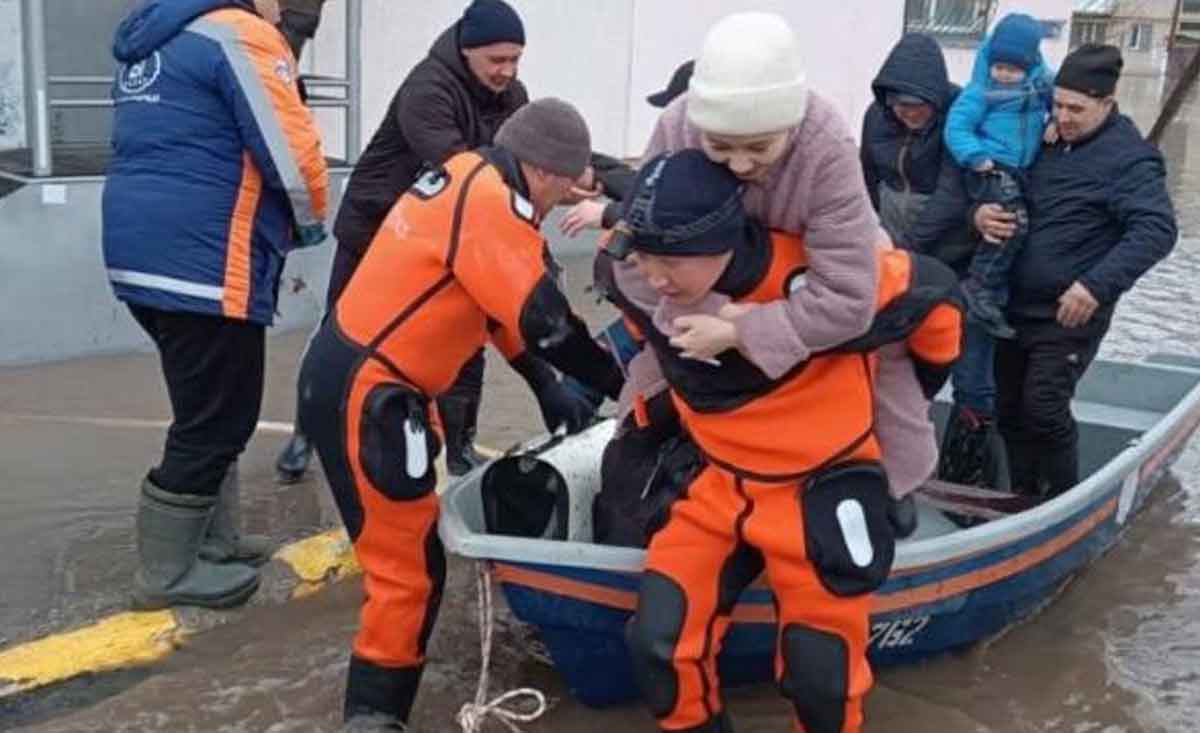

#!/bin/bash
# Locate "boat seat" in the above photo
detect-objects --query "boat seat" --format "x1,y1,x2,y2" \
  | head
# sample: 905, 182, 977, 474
1072, 400, 1160, 433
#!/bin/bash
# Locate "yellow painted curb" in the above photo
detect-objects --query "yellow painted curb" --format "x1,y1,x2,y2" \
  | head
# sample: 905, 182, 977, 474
0, 611, 182, 697
0, 443, 494, 698
277, 528, 360, 598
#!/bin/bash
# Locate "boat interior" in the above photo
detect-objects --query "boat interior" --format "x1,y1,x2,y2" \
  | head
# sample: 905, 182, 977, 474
448, 358, 1200, 549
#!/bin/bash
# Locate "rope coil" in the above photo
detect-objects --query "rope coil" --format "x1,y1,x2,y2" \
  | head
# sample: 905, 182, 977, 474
457, 561, 549, 732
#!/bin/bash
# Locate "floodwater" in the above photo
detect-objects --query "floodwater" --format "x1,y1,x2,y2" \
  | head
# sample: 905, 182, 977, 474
3, 79, 1200, 733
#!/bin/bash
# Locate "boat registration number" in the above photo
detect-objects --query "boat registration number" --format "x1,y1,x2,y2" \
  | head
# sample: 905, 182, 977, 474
869, 615, 931, 650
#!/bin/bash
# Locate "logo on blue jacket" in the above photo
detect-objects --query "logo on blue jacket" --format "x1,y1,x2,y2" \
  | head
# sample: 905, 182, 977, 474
118, 52, 162, 95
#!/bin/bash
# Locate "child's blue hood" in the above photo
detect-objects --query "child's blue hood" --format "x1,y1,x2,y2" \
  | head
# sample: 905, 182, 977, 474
113, 0, 255, 62
971, 25, 1049, 88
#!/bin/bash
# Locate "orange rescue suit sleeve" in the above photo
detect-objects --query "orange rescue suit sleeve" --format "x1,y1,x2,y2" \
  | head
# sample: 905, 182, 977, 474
451, 181, 624, 399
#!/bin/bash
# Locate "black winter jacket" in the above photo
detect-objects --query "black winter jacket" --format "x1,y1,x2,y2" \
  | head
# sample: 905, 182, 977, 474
861, 34, 976, 273
333, 23, 529, 253
861, 34, 956, 205
1010, 109, 1177, 320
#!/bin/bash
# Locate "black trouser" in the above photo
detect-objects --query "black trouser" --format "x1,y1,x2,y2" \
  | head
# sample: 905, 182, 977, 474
995, 315, 1109, 497
325, 243, 363, 312
965, 166, 1028, 308
129, 305, 265, 497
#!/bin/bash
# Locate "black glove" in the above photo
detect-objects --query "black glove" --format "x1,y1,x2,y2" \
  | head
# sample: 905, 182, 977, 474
533, 379, 598, 435
510, 353, 599, 434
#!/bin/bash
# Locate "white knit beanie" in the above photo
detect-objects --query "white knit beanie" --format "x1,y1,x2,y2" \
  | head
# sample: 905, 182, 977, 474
687, 12, 808, 136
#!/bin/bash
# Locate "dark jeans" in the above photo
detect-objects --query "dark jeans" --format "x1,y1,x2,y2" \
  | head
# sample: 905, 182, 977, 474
129, 305, 265, 497
950, 319, 997, 415
965, 167, 1029, 308
995, 316, 1109, 496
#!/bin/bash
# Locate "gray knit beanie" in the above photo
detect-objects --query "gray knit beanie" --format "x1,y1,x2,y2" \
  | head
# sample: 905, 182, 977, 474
494, 98, 591, 179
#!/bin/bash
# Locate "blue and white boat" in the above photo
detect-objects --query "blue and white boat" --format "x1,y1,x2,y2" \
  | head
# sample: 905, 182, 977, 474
439, 353, 1200, 707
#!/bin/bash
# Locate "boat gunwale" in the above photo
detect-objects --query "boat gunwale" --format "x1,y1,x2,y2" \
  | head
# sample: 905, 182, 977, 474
439, 358, 1200, 574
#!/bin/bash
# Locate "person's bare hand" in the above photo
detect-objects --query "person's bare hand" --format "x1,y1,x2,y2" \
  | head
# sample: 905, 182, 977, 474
717, 302, 756, 320
576, 165, 595, 191
559, 199, 607, 237
974, 204, 1018, 245
974, 159, 995, 173
566, 165, 605, 203
1056, 281, 1099, 328
1044, 122, 1060, 145
670, 314, 738, 362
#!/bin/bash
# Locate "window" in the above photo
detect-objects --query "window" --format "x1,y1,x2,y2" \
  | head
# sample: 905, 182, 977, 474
904, 0, 993, 42
1127, 23, 1152, 52
1071, 20, 1110, 48
1185, 0, 1200, 14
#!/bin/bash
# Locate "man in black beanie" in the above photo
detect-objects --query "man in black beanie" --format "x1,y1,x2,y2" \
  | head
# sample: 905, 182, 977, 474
277, 0, 545, 482
974, 43, 1176, 499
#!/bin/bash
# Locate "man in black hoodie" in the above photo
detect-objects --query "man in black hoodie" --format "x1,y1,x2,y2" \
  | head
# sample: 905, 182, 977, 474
278, 0, 578, 481
975, 45, 1176, 498
861, 33, 970, 269
861, 34, 1007, 491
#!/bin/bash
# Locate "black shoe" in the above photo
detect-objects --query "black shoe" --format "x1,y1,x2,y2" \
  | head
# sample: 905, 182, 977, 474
446, 439, 487, 477
888, 494, 919, 539
962, 281, 1016, 339
275, 432, 312, 484
439, 393, 488, 477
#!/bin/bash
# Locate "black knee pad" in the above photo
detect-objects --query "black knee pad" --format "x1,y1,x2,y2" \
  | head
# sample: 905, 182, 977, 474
802, 462, 895, 597
779, 624, 849, 733
625, 571, 687, 719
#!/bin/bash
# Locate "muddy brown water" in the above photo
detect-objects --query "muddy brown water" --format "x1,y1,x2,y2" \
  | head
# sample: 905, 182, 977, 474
4, 85, 1200, 732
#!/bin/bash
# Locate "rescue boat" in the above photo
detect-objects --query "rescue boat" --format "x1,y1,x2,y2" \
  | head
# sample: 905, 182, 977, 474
439, 353, 1200, 706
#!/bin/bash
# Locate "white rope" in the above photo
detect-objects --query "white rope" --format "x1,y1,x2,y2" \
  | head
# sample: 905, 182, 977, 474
457, 561, 549, 733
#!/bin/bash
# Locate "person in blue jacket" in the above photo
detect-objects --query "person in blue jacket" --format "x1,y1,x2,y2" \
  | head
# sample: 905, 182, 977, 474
102, 0, 329, 610
861, 33, 1012, 500
974, 44, 1176, 498
945, 13, 1052, 340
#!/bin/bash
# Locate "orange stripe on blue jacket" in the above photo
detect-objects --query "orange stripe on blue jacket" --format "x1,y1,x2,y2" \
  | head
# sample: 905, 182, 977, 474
102, 0, 329, 324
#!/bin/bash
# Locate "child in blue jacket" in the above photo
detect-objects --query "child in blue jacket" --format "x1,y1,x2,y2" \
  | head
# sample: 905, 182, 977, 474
945, 13, 1052, 338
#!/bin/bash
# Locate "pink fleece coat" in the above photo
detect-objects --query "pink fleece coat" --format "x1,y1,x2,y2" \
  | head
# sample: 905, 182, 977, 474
615, 91, 938, 497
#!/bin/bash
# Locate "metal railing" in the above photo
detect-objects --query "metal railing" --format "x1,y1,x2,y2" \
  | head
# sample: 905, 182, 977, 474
19, 0, 363, 177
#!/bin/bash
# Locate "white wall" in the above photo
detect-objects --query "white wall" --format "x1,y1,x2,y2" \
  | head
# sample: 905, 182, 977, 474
0, 0, 24, 149
943, 1, 1076, 85
625, 1, 901, 157
0, 175, 349, 366
309, 0, 903, 161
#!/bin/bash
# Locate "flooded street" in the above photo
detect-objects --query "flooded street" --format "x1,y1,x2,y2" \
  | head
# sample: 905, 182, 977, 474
4, 87, 1200, 733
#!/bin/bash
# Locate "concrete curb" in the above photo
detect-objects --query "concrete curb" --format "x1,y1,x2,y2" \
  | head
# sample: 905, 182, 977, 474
0, 445, 501, 700
0, 526, 361, 699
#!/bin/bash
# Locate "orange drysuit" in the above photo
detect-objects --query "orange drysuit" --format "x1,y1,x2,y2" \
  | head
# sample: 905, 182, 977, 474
602, 229, 961, 733
299, 148, 622, 723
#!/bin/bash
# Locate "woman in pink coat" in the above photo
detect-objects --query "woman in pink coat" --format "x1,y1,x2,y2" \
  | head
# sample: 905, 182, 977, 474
568, 12, 940, 506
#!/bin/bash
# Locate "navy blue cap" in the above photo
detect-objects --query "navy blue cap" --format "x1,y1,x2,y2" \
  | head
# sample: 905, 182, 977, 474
460, 0, 525, 49
611, 150, 746, 260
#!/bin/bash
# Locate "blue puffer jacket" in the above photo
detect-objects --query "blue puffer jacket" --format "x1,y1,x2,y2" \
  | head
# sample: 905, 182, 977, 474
102, 0, 328, 325
944, 31, 1053, 170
